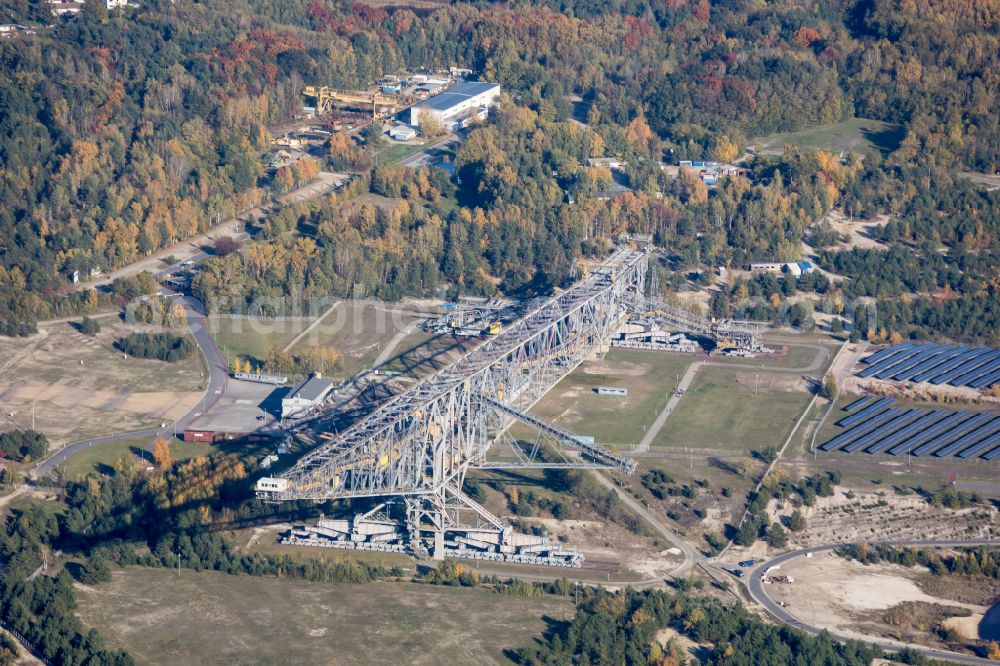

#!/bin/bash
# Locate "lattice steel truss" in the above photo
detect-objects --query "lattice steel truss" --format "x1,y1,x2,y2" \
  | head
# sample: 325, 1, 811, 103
641, 300, 766, 350
257, 247, 648, 560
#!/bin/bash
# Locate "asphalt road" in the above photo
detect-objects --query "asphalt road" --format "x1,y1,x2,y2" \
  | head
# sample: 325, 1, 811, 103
746, 540, 1000, 665
33, 294, 229, 479
704, 339, 832, 375
399, 134, 461, 168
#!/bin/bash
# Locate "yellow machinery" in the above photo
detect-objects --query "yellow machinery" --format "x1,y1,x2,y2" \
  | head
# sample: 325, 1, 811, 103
303, 85, 397, 121
487, 321, 502, 335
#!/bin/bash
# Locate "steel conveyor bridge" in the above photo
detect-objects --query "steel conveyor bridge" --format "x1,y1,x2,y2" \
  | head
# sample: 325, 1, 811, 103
257, 247, 648, 563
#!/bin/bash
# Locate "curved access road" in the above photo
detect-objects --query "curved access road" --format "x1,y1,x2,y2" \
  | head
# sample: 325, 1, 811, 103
747, 540, 1000, 665
592, 471, 700, 579
33, 294, 228, 479
705, 339, 833, 375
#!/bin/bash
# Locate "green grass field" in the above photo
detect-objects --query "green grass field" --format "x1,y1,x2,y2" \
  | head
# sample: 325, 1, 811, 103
77, 568, 570, 665
652, 366, 812, 451
752, 117, 904, 158
526, 350, 694, 447
381, 332, 472, 379
288, 302, 424, 378
376, 141, 431, 164
209, 316, 301, 365
59, 437, 225, 481
800, 461, 1000, 497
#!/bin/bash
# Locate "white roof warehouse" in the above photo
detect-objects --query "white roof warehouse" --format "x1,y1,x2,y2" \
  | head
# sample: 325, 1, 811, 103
281, 374, 334, 419
408, 81, 501, 131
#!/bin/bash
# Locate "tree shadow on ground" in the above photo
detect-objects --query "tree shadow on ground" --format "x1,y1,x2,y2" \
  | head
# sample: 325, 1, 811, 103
860, 124, 904, 156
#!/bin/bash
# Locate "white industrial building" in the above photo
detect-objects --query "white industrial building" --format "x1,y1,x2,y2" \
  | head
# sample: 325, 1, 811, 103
408, 81, 501, 131
389, 124, 417, 142
750, 260, 816, 277
49, 0, 128, 15
281, 374, 334, 419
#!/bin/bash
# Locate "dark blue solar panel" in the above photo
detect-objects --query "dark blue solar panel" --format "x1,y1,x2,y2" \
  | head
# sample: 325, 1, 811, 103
820, 411, 892, 451
862, 343, 918, 366
969, 368, 1000, 390
858, 343, 933, 377
915, 347, 993, 383
819, 431, 860, 452
933, 417, 1000, 457
954, 356, 1000, 384
875, 347, 941, 379
818, 428, 851, 451
931, 349, 1000, 384
843, 396, 876, 414
980, 442, 1000, 460
958, 430, 1000, 459
821, 408, 904, 452
892, 346, 965, 382
983, 441, 1000, 461
888, 411, 969, 456
911, 412, 992, 457
842, 410, 923, 453
874, 345, 950, 380
857, 345, 932, 379
866, 410, 943, 454
836, 397, 894, 428
948, 354, 1000, 387
856, 365, 883, 379
931, 351, 1000, 384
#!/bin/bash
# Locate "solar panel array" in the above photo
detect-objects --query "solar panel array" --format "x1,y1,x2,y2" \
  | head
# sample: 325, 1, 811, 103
858, 343, 1000, 389
819, 397, 1000, 460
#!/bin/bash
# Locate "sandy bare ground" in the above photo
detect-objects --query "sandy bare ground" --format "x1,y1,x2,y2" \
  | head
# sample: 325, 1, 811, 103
942, 612, 984, 640
0, 320, 202, 446
843, 374, 1000, 407
581, 360, 647, 377
771, 555, 988, 645
963, 171, 1000, 191
829, 342, 869, 387
512, 514, 681, 579
826, 210, 888, 251
653, 626, 704, 661
770, 485, 998, 548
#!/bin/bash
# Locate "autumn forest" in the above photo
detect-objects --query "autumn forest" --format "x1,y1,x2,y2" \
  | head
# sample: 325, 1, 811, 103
1, 0, 999, 342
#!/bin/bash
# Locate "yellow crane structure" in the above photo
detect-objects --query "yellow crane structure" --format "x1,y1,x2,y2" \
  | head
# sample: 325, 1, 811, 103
303, 85, 397, 121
